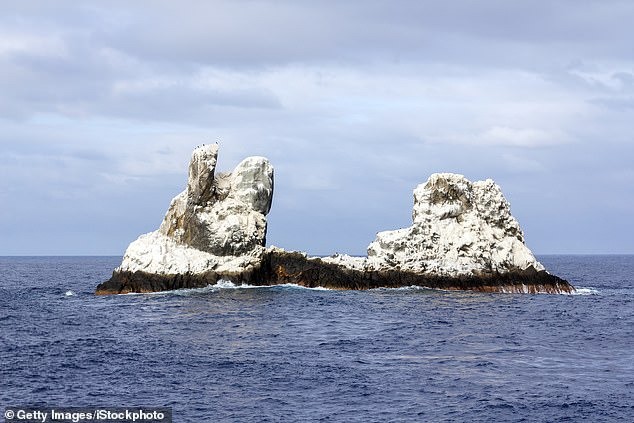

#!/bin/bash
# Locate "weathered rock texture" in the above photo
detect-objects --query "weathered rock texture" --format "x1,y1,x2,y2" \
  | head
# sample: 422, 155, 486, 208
97, 147, 573, 295
106, 144, 273, 277
365, 173, 544, 276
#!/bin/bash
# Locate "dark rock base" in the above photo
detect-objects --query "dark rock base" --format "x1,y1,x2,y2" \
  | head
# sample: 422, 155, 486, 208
96, 250, 574, 295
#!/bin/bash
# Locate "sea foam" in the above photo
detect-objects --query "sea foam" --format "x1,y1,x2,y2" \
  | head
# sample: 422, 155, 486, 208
571, 287, 600, 295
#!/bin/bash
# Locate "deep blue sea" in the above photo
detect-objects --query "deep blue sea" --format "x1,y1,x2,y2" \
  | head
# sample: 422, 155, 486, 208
0, 255, 632, 422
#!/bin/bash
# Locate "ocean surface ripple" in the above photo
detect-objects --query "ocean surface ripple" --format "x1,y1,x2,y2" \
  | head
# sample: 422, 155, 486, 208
0, 255, 632, 422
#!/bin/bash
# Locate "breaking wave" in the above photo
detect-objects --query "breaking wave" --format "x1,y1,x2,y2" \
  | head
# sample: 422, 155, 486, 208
571, 287, 600, 295
130, 280, 334, 296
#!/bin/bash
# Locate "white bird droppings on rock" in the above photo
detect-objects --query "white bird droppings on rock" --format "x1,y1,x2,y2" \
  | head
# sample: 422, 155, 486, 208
363, 173, 545, 275
118, 144, 273, 275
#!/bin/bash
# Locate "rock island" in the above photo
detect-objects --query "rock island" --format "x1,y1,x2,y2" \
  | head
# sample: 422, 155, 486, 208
96, 144, 573, 294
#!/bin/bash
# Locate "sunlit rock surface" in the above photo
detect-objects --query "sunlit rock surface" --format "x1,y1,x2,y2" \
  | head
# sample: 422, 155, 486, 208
106, 144, 273, 278
364, 173, 545, 275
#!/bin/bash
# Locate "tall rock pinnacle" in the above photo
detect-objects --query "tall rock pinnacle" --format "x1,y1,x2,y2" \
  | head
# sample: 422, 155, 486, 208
115, 144, 274, 275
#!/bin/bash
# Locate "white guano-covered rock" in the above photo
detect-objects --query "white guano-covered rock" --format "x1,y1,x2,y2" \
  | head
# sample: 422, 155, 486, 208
363, 173, 545, 276
230, 156, 274, 215
117, 144, 274, 275
100, 154, 571, 295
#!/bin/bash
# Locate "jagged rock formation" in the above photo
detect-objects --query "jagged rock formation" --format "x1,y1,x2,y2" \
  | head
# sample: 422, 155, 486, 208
364, 173, 544, 275
109, 144, 273, 277
97, 146, 573, 295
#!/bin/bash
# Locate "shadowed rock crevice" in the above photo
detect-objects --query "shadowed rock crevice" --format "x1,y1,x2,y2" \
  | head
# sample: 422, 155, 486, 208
96, 145, 574, 295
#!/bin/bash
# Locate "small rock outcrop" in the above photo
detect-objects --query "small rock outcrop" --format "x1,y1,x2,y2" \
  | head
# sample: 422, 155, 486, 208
97, 146, 573, 295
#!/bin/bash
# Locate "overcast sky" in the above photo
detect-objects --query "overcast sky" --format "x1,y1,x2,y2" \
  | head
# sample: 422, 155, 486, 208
1, 0, 633, 255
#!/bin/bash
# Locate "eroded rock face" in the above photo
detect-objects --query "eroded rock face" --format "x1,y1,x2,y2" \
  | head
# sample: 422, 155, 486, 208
365, 173, 544, 276
117, 144, 274, 275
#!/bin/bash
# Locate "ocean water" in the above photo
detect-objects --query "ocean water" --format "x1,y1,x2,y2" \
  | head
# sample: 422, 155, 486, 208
0, 255, 632, 422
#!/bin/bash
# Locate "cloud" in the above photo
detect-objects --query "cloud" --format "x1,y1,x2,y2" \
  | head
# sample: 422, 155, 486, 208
478, 126, 569, 148
76, 0, 634, 69
0, 1, 633, 254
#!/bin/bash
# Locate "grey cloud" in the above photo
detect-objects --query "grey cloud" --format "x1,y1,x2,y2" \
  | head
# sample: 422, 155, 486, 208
87, 0, 634, 69
591, 96, 634, 111
612, 72, 634, 86
0, 47, 280, 124
2, 0, 632, 123
68, 149, 111, 162
101, 84, 281, 119
4, 1, 634, 71
1, 1, 633, 254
